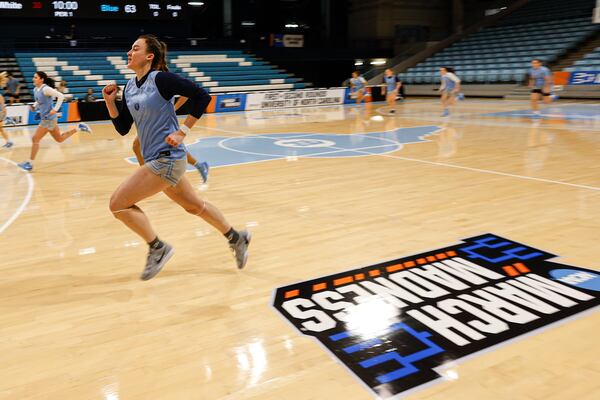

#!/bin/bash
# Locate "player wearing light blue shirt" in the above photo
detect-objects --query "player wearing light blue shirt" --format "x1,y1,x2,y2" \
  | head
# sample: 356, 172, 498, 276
439, 67, 461, 117
104, 34, 250, 280
382, 68, 401, 107
0, 72, 12, 148
350, 71, 367, 104
529, 59, 553, 115
17, 71, 91, 172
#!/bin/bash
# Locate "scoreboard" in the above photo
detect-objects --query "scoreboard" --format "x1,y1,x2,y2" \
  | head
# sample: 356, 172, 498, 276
0, 1, 188, 19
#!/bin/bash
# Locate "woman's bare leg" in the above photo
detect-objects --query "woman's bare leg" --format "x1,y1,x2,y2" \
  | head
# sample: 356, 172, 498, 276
29, 126, 49, 160
163, 175, 231, 233
109, 166, 170, 242
47, 125, 78, 143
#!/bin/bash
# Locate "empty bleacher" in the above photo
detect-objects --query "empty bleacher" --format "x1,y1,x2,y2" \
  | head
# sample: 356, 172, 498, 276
566, 46, 600, 71
398, 0, 599, 86
14, 50, 309, 101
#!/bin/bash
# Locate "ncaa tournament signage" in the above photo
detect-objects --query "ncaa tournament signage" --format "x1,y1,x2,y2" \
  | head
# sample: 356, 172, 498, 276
273, 234, 600, 399
245, 88, 346, 111
568, 71, 600, 85
214, 93, 247, 112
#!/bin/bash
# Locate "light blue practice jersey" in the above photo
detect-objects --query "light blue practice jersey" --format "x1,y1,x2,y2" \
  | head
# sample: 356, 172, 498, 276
384, 75, 397, 92
530, 66, 551, 88
34, 84, 56, 120
124, 71, 186, 162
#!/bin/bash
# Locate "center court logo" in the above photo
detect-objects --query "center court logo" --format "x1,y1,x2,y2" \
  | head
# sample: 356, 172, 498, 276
272, 234, 600, 398
273, 138, 336, 148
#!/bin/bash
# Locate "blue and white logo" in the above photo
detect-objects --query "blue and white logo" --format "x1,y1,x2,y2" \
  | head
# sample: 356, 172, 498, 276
550, 269, 600, 292
126, 125, 442, 168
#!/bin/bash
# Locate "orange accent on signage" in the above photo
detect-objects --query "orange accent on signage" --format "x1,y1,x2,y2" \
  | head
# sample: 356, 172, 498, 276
503, 266, 519, 277
206, 95, 216, 113
416, 258, 427, 265
426, 256, 436, 262
354, 273, 365, 281
312, 283, 327, 292
386, 264, 404, 273
403, 261, 416, 268
514, 263, 530, 273
68, 102, 81, 122
446, 251, 457, 257
285, 290, 299, 298
553, 71, 570, 86
334, 276, 354, 286
368, 269, 381, 277
436, 253, 447, 260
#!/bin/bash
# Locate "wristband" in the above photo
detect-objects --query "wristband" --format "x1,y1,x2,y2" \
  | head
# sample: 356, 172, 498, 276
179, 125, 191, 135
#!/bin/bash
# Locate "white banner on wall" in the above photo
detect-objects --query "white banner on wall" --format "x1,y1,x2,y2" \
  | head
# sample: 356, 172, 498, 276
5, 105, 30, 126
245, 88, 346, 111
246, 105, 346, 127
270, 34, 305, 47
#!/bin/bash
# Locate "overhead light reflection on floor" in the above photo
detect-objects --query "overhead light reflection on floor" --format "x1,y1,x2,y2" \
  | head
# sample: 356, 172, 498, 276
234, 339, 268, 387
204, 364, 213, 382
102, 383, 119, 400
345, 298, 399, 340
78, 247, 96, 256
435, 361, 460, 381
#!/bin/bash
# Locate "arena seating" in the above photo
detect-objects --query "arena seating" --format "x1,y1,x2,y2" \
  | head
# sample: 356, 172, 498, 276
566, 47, 600, 71
14, 50, 308, 100
398, 0, 599, 85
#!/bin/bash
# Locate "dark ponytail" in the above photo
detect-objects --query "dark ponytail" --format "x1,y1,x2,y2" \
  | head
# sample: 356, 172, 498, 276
442, 66, 456, 74
139, 34, 169, 72
35, 71, 56, 88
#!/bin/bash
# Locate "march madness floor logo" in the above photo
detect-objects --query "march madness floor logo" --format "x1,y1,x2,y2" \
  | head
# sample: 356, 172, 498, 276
272, 234, 600, 399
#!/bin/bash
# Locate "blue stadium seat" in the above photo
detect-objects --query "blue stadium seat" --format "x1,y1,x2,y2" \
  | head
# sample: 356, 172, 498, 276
15, 50, 309, 98
396, 0, 599, 85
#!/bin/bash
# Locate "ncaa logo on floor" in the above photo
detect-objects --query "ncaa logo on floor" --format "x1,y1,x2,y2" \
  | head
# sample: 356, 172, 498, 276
272, 234, 600, 398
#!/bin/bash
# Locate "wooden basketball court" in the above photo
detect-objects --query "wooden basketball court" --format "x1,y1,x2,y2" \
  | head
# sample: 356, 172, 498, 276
1, 99, 599, 399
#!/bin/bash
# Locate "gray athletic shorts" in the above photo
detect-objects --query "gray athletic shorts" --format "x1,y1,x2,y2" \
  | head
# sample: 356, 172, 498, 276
146, 157, 187, 186
40, 119, 58, 130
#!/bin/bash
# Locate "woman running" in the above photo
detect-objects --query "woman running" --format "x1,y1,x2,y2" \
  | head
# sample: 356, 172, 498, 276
381, 69, 401, 108
17, 71, 91, 171
528, 59, 552, 116
349, 71, 367, 104
131, 95, 209, 183
0, 72, 13, 148
439, 67, 461, 117
103, 34, 250, 280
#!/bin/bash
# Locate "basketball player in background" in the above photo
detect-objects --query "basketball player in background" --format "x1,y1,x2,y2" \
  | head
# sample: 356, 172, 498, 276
381, 69, 401, 108
17, 71, 91, 171
0, 72, 14, 148
529, 59, 552, 116
439, 67, 461, 117
350, 71, 367, 104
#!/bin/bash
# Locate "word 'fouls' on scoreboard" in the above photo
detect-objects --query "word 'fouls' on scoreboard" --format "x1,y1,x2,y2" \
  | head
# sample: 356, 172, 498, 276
0, 1, 187, 19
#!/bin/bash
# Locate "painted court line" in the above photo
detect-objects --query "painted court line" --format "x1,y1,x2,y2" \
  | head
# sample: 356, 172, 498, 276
0, 157, 35, 235
217, 140, 402, 159
381, 113, 600, 132
362, 150, 600, 192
